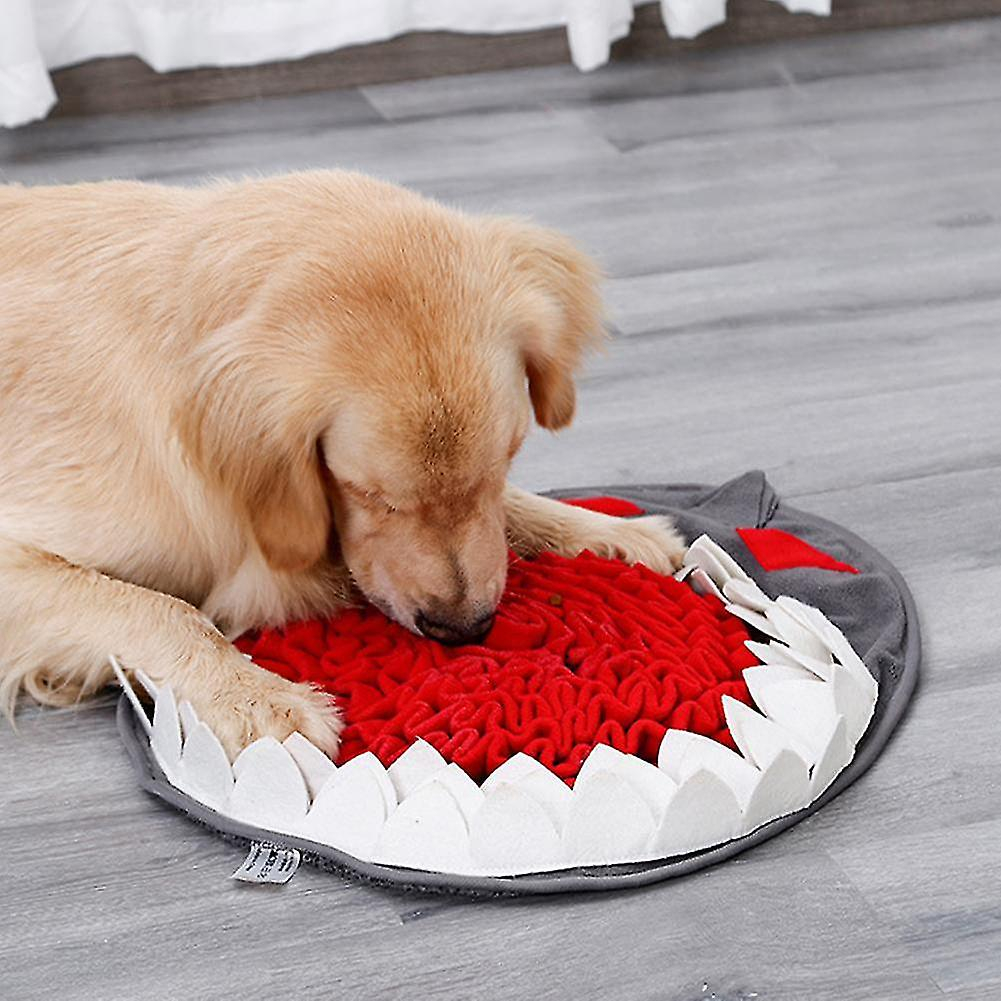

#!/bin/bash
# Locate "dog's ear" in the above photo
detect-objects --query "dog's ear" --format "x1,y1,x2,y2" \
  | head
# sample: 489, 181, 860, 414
495, 220, 606, 430
178, 317, 332, 574
243, 439, 331, 573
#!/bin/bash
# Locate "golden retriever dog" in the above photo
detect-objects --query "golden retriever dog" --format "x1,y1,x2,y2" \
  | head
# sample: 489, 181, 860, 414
0, 171, 685, 759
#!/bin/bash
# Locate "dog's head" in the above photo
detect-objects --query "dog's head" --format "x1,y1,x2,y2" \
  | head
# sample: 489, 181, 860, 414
186, 180, 603, 643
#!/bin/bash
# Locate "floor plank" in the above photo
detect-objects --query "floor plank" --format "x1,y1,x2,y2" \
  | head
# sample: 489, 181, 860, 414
831, 817, 1001, 995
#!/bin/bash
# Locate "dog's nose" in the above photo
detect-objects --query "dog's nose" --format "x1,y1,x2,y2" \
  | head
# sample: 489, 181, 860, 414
415, 609, 495, 646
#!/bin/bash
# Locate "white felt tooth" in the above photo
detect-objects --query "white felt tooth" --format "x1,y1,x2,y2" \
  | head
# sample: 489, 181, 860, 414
373, 782, 474, 874
726, 603, 786, 642
742, 749, 812, 831
745, 675, 839, 761
764, 603, 833, 663
687, 534, 753, 584
722, 578, 772, 613
684, 532, 752, 584
228, 738, 309, 834
722, 695, 814, 769
562, 770, 655, 866
150, 685, 182, 775
743, 662, 820, 690
577, 746, 676, 824
301, 753, 394, 859
347, 751, 398, 816
781, 646, 835, 682
779, 600, 879, 701
480, 752, 544, 794
387, 740, 448, 801
809, 716, 852, 798
430, 763, 485, 824
233, 735, 285, 777
683, 536, 734, 588
774, 595, 826, 634
178, 721, 234, 811
832, 664, 876, 746
657, 729, 760, 808
835, 647, 879, 704
134, 668, 159, 699
651, 770, 743, 857
779, 594, 833, 633
513, 767, 573, 834
688, 567, 725, 601
468, 784, 563, 875
615, 754, 678, 824
745, 640, 801, 669
283, 732, 336, 801
823, 623, 880, 702
178, 700, 199, 741
109, 656, 152, 736
574, 743, 626, 790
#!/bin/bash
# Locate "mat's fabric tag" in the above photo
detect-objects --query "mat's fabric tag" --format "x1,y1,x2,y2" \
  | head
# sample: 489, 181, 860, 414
231, 842, 300, 884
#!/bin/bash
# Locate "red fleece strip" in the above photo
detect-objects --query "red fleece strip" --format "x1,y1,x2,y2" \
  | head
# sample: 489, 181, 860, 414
737, 527, 859, 575
237, 498, 758, 785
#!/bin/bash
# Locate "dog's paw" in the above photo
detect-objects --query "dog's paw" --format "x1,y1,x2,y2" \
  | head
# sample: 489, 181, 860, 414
579, 514, 687, 576
186, 657, 343, 761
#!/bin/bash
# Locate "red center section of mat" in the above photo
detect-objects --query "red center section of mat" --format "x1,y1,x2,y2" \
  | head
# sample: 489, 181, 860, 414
236, 501, 759, 785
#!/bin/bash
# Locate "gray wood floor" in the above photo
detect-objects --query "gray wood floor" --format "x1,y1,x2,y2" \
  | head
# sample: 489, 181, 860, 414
2, 19, 1000, 1001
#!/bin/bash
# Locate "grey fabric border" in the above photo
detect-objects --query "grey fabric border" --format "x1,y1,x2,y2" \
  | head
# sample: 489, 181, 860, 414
116, 477, 920, 897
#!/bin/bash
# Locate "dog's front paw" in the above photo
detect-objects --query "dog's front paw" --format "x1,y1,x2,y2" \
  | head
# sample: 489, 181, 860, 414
586, 514, 687, 576
185, 656, 343, 761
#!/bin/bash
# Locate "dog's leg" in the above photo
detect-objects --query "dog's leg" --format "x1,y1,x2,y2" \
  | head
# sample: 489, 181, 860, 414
201, 553, 355, 641
0, 538, 342, 759
503, 484, 687, 574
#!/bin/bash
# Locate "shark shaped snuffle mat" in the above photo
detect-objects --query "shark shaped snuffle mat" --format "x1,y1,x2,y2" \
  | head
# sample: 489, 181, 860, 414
115, 473, 919, 894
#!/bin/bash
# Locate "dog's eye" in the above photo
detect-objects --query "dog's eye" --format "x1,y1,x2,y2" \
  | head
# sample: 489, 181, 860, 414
341, 479, 399, 514
368, 491, 399, 514
367, 490, 400, 515
369, 493, 399, 515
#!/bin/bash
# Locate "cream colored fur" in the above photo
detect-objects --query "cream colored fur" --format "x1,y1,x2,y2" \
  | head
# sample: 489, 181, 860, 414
0, 171, 685, 759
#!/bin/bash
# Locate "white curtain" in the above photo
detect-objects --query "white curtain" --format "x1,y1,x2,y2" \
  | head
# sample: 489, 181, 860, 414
0, 0, 830, 129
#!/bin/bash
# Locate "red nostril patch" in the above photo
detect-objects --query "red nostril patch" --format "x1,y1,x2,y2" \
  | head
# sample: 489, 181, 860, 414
736, 527, 860, 574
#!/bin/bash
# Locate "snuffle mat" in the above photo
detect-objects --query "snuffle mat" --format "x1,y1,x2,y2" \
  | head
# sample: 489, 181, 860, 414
117, 473, 919, 894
